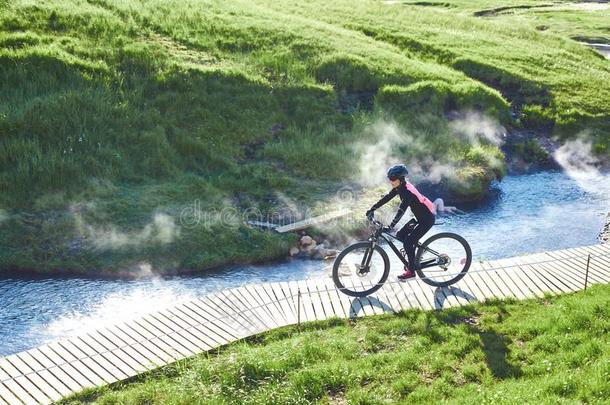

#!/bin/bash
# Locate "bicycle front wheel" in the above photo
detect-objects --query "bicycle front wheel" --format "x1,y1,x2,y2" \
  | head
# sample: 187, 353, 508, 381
332, 242, 390, 297
415, 233, 472, 287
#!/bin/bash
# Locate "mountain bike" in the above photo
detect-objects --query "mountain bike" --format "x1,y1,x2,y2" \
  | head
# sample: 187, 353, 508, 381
332, 215, 472, 297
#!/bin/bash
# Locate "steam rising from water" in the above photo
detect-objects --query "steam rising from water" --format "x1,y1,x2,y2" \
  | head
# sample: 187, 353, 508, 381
553, 138, 609, 198
74, 211, 180, 250
449, 111, 506, 146
353, 114, 506, 187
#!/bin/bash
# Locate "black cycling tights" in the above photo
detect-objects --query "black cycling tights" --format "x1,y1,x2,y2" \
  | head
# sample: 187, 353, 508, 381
396, 215, 435, 270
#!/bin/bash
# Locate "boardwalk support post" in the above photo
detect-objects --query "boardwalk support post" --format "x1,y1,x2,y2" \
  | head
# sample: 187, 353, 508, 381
297, 288, 301, 330
584, 254, 591, 290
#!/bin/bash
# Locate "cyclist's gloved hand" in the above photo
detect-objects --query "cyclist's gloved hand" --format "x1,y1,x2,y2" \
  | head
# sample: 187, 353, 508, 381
365, 209, 374, 220
381, 225, 393, 233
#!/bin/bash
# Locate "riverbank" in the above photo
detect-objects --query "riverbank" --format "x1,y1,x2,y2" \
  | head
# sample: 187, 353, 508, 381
61, 283, 610, 404
1, 0, 609, 277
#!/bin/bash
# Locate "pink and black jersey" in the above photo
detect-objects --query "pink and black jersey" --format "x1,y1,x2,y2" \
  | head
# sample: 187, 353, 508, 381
369, 181, 435, 227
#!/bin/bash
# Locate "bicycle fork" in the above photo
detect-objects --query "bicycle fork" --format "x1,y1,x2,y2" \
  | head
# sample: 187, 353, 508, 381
358, 240, 376, 275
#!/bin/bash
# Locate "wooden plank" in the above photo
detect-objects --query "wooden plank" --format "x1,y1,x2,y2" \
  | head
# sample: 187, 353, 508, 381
468, 263, 500, 300
267, 282, 298, 324
362, 276, 390, 315
274, 209, 350, 233
475, 263, 512, 298
179, 300, 238, 342
247, 284, 286, 327
225, 286, 271, 329
338, 278, 369, 318
101, 326, 162, 368
495, 258, 540, 298
200, 292, 262, 336
316, 278, 350, 318
444, 278, 479, 307
56, 340, 114, 386
174, 303, 235, 345
16, 352, 72, 398
120, 322, 182, 361
369, 280, 398, 314
455, 269, 487, 302
539, 255, 588, 290
584, 244, 610, 262
320, 277, 352, 318
547, 251, 600, 284
259, 283, 291, 326
481, 260, 526, 300
26, 348, 82, 392
134, 318, 195, 358
138, 314, 200, 355
298, 280, 327, 320
558, 248, 610, 282
494, 258, 537, 298
410, 278, 437, 310
573, 246, 610, 278
277, 281, 300, 322
146, 312, 207, 353
384, 279, 412, 311
220, 287, 273, 333
87, 331, 151, 374
39, 343, 101, 388
3, 355, 62, 403
0, 359, 50, 405
115, 323, 178, 364
395, 278, 425, 310
74, 335, 135, 380
391, 277, 420, 310
196, 297, 255, 340
157, 309, 218, 351
0, 381, 25, 405
300, 280, 334, 320
240, 285, 281, 329
287, 281, 315, 322
2, 379, 39, 405
509, 254, 558, 296
536, 260, 581, 292
546, 250, 603, 284
289, 281, 320, 321
528, 261, 575, 294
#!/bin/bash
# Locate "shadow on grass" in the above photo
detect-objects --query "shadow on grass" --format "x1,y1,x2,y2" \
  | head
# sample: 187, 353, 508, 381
404, 300, 522, 379
348, 296, 394, 319
433, 286, 478, 310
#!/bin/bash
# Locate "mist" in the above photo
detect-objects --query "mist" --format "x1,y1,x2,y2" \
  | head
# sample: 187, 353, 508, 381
553, 138, 609, 198
73, 210, 180, 250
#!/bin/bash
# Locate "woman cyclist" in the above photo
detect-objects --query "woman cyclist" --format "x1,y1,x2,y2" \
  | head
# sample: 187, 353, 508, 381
366, 164, 436, 280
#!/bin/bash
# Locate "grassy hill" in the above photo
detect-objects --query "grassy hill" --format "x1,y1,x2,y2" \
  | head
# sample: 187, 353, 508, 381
1, 0, 609, 275
62, 283, 610, 404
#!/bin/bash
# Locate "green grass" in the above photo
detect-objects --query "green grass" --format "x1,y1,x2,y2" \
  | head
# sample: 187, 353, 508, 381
1, 0, 609, 275
62, 283, 610, 404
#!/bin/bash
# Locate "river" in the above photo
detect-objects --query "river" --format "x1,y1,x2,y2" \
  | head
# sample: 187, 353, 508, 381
1, 170, 608, 356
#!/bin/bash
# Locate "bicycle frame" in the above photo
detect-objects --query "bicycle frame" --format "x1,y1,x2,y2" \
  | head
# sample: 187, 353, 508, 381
362, 220, 443, 271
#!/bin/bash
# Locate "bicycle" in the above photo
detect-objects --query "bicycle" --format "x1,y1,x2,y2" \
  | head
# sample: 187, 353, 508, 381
332, 214, 472, 297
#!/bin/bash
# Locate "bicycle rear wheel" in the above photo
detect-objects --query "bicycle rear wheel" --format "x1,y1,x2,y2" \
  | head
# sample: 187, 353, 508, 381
415, 233, 471, 287
332, 242, 390, 297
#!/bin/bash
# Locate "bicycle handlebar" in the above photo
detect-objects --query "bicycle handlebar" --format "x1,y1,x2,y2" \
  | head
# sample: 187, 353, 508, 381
367, 214, 384, 230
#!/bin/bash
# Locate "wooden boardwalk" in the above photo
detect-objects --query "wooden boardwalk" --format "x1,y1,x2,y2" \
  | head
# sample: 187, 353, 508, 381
1, 243, 609, 404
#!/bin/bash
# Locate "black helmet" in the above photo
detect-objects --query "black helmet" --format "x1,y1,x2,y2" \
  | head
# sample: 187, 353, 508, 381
387, 164, 409, 180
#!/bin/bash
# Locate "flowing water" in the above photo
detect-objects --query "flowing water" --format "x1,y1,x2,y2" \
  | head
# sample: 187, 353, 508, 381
1, 171, 608, 356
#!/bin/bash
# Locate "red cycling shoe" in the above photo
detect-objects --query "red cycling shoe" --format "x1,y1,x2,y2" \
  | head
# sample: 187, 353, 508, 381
397, 268, 416, 281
